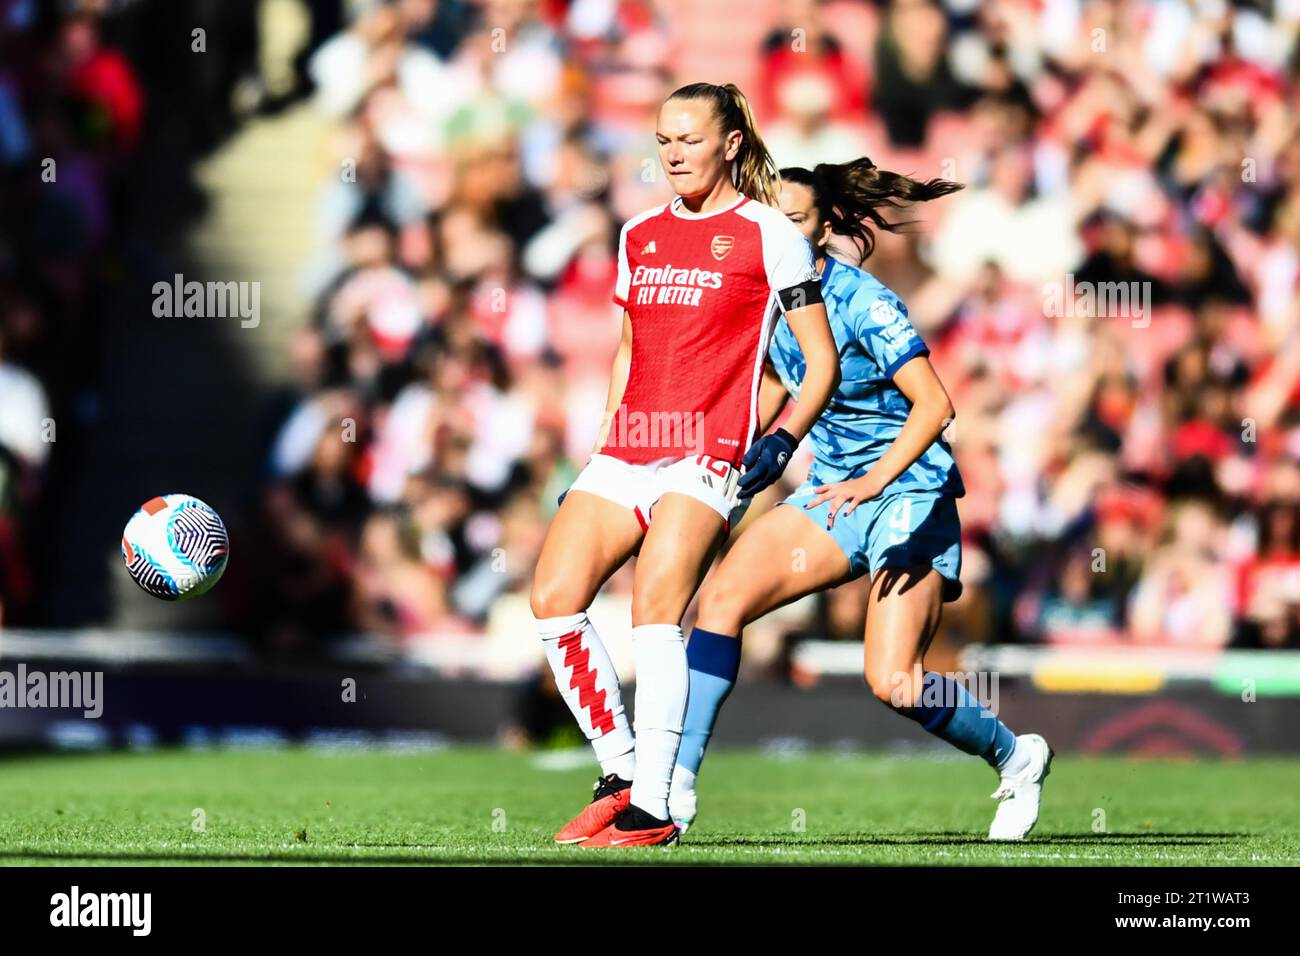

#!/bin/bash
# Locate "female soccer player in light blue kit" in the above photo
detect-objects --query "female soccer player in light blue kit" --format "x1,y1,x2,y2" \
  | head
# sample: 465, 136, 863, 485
669, 160, 1053, 841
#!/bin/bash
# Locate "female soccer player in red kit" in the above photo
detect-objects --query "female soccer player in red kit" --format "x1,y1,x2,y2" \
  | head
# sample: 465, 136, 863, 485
530, 82, 840, 847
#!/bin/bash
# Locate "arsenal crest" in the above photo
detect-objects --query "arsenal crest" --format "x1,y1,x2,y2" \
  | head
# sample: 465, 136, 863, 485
710, 235, 734, 260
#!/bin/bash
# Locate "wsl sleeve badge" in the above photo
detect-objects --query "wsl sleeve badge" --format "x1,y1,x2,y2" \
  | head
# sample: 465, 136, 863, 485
121, 494, 229, 600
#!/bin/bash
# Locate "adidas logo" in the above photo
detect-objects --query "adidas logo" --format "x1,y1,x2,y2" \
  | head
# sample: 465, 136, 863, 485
640, 240, 657, 255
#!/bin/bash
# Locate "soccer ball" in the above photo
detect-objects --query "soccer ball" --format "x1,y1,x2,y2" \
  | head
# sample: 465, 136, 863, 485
120, 494, 229, 601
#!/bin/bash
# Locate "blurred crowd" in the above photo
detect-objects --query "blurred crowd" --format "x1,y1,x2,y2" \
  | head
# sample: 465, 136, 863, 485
250, 0, 1300, 657
0, 1, 147, 623
0, 0, 272, 625
5, 0, 1297, 658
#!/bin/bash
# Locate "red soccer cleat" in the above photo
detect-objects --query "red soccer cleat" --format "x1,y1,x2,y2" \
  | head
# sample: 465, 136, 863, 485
554, 774, 632, 845
582, 805, 679, 848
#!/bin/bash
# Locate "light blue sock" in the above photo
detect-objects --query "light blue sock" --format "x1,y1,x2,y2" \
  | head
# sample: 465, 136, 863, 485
677, 628, 741, 775
893, 671, 1018, 769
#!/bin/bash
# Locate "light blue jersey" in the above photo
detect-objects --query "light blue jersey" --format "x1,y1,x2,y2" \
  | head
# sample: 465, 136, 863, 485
770, 256, 964, 597
768, 256, 964, 497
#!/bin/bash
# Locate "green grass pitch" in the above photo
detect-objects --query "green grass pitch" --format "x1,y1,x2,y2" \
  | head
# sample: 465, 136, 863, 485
0, 747, 1297, 865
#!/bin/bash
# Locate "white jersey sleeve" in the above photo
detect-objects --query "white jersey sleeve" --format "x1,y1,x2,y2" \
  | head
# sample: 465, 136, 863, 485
742, 202, 821, 313
612, 204, 666, 309
613, 220, 632, 308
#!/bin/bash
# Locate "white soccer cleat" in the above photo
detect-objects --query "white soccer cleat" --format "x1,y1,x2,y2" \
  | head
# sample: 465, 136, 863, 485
668, 785, 697, 835
988, 733, 1053, 841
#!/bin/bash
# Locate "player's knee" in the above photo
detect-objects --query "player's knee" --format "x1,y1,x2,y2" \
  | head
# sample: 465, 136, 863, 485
696, 580, 749, 636
864, 670, 898, 707
864, 664, 924, 709
529, 572, 588, 620
630, 593, 684, 627
630, 570, 689, 626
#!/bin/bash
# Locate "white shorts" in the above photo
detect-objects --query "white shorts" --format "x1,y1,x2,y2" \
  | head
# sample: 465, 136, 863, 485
569, 453, 749, 531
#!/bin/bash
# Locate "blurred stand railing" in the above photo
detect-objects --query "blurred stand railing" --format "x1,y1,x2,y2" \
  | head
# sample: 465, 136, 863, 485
790, 640, 1300, 697
1, 630, 1298, 756
0, 630, 253, 666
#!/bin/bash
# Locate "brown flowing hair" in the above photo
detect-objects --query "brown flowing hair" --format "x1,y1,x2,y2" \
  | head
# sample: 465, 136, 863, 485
666, 82, 781, 207
780, 159, 964, 260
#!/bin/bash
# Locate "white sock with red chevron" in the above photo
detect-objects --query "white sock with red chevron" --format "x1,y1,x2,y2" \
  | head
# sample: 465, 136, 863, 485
629, 623, 688, 821
536, 612, 635, 780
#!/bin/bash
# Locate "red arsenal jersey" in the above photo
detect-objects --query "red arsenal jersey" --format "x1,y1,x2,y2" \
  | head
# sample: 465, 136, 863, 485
605, 194, 818, 466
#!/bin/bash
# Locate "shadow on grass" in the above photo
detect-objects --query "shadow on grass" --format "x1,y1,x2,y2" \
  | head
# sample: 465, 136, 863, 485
700, 831, 1246, 848
0, 831, 1252, 866
0, 848, 677, 866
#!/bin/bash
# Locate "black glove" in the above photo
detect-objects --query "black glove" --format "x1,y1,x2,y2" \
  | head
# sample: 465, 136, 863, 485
737, 428, 798, 498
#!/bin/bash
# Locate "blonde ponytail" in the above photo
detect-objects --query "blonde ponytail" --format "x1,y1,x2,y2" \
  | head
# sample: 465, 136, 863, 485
667, 82, 781, 207
721, 84, 780, 207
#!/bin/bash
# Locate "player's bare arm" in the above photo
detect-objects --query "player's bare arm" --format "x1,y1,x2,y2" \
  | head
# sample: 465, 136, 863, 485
754, 358, 790, 435
805, 355, 955, 527
776, 300, 840, 441
593, 311, 633, 454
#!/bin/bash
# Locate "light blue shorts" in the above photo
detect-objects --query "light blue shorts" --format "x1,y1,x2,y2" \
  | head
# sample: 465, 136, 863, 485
780, 483, 963, 602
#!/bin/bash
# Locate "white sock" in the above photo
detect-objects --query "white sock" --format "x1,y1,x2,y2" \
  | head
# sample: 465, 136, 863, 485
536, 612, 635, 780
629, 623, 687, 820
999, 737, 1031, 777
671, 763, 696, 796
